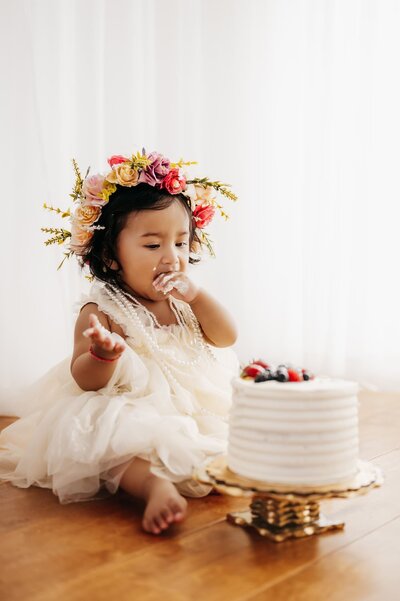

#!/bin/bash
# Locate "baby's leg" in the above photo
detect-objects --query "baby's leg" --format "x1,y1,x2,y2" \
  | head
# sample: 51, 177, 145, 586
119, 457, 187, 535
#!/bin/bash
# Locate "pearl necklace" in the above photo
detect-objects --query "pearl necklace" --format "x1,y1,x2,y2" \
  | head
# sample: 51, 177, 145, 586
105, 284, 216, 367
104, 284, 229, 422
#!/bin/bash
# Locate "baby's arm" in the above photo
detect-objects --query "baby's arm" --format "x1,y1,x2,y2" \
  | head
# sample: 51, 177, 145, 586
71, 303, 126, 391
189, 288, 238, 348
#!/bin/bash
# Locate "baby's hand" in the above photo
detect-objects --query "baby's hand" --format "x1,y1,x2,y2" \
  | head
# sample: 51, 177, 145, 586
153, 272, 199, 303
83, 314, 126, 359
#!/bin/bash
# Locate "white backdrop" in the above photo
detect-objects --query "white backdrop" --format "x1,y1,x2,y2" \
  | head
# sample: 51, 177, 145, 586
1, 0, 400, 415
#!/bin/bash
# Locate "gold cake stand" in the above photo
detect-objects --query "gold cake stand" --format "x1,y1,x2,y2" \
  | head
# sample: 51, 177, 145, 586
195, 456, 383, 542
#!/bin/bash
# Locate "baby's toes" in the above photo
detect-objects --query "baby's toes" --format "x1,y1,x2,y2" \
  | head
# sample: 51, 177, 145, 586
143, 516, 161, 535
168, 500, 187, 522
161, 508, 174, 524
155, 514, 169, 530
142, 516, 150, 533
142, 516, 153, 534
151, 517, 163, 534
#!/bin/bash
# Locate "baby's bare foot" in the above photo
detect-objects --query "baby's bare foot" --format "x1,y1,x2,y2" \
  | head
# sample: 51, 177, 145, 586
142, 477, 187, 535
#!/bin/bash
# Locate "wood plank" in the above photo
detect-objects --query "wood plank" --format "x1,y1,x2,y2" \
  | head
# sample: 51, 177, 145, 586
0, 481, 244, 535
358, 389, 400, 418
6, 448, 397, 601
359, 420, 400, 460
359, 396, 400, 459
0, 481, 247, 600
0, 416, 16, 429
0, 390, 399, 601
246, 515, 400, 601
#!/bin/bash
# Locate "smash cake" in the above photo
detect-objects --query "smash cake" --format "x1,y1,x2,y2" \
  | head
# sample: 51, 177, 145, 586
227, 361, 360, 487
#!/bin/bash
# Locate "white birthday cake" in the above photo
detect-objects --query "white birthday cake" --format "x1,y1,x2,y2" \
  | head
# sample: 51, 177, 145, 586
227, 362, 359, 487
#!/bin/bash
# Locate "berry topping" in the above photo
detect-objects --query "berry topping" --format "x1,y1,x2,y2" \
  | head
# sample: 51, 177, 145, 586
241, 363, 266, 379
252, 359, 270, 369
287, 368, 302, 382
241, 360, 315, 383
301, 369, 314, 381
275, 366, 289, 382
254, 368, 276, 383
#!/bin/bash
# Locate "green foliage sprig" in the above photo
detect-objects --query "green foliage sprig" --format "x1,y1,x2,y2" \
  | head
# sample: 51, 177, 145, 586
187, 177, 238, 202
130, 151, 152, 171
171, 159, 198, 169
200, 231, 216, 258
70, 159, 89, 203
41, 227, 71, 246
43, 203, 71, 218
57, 251, 74, 271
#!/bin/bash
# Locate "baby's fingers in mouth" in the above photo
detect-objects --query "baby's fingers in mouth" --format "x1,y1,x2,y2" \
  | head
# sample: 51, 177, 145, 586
153, 273, 177, 289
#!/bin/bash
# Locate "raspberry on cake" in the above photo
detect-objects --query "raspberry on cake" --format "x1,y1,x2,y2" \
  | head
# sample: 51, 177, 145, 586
240, 363, 266, 379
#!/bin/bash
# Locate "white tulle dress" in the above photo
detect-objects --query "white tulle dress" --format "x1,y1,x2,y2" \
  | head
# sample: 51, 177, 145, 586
0, 281, 238, 503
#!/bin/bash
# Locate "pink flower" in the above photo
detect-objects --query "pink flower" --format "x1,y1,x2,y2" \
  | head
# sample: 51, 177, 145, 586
139, 152, 170, 186
82, 174, 108, 207
185, 183, 216, 206
192, 203, 216, 229
70, 222, 93, 254
108, 155, 129, 167
162, 168, 186, 194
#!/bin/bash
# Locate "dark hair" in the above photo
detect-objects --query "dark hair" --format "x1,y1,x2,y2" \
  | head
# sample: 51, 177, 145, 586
82, 184, 201, 286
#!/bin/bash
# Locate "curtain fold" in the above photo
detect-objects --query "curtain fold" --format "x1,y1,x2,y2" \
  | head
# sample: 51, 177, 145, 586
1, 0, 399, 416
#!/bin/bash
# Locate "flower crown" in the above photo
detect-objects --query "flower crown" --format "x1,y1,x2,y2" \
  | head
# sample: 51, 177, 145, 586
42, 149, 237, 269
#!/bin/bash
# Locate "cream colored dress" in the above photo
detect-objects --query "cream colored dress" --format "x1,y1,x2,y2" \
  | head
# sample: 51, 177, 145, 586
0, 281, 238, 503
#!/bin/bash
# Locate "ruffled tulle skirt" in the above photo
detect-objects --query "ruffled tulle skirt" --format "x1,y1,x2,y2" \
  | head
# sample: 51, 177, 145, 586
0, 341, 238, 503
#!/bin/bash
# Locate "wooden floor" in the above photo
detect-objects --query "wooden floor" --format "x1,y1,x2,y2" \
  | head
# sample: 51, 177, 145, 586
1, 390, 400, 600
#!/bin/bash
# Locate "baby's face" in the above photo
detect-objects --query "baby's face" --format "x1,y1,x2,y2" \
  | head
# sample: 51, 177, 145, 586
116, 200, 190, 301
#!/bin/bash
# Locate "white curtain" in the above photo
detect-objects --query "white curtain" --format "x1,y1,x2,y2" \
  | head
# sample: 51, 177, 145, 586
1, 0, 400, 415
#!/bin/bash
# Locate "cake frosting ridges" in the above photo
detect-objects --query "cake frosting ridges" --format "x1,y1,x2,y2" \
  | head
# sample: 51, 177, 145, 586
228, 376, 360, 486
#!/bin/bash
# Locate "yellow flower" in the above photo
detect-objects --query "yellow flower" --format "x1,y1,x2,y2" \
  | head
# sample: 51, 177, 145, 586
101, 180, 117, 202
106, 164, 139, 187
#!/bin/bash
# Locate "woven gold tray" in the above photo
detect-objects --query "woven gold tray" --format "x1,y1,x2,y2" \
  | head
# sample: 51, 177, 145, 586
194, 456, 383, 542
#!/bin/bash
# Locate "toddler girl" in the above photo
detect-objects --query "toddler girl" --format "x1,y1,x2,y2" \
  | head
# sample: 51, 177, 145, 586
0, 150, 238, 535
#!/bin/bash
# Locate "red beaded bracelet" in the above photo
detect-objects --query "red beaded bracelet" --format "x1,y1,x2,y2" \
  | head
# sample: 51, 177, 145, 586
89, 345, 121, 363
